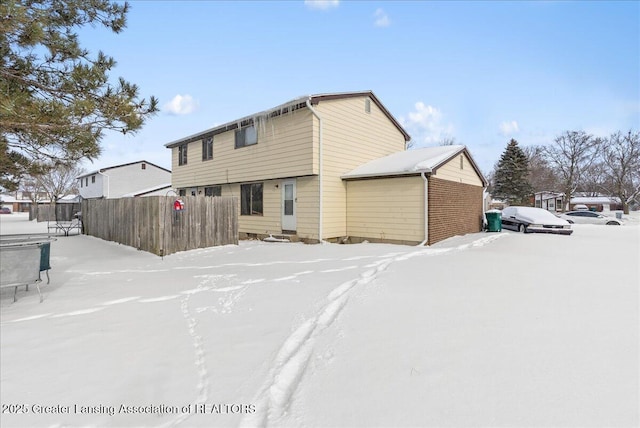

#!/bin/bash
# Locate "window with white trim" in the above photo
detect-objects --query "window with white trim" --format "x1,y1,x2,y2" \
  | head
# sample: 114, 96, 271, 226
178, 144, 188, 166
202, 137, 213, 161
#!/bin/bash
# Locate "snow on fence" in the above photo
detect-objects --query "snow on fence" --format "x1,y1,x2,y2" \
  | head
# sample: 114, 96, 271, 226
82, 196, 238, 256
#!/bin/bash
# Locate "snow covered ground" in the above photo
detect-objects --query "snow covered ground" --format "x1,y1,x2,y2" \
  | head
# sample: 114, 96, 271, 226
1, 212, 638, 428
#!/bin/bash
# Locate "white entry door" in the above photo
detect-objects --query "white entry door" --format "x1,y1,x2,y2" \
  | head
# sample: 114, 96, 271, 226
281, 179, 297, 232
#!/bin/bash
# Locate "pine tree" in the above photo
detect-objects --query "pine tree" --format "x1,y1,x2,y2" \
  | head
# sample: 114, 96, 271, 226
0, 0, 158, 191
492, 139, 533, 205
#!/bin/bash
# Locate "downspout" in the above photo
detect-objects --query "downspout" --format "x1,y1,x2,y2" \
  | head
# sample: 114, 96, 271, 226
306, 99, 323, 243
483, 185, 488, 227
419, 171, 429, 246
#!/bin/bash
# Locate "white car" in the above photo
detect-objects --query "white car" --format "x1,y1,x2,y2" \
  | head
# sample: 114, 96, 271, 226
558, 211, 623, 225
501, 206, 573, 235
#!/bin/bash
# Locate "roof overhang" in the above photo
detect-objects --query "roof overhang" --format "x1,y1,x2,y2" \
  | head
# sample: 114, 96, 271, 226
341, 169, 432, 181
77, 160, 171, 179
164, 91, 411, 149
164, 99, 309, 149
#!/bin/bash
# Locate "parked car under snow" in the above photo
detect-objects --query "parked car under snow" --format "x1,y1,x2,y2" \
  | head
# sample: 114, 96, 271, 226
501, 206, 573, 235
558, 211, 623, 225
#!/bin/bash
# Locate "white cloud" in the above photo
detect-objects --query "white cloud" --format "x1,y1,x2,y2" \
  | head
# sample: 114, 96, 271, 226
499, 120, 520, 136
374, 8, 390, 27
304, 0, 339, 10
163, 94, 199, 116
400, 102, 455, 145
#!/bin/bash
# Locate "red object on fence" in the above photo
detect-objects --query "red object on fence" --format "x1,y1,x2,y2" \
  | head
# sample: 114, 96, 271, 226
173, 199, 185, 211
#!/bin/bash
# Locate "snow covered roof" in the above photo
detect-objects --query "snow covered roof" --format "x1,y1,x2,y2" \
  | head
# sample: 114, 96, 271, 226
535, 191, 564, 201
57, 194, 81, 203
571, 196, 621, 204
342, 145, 486, 183
0, 194, 19, 203
121, 184, 173, 198
164, 91, 411, 148
77, 160, 170, 179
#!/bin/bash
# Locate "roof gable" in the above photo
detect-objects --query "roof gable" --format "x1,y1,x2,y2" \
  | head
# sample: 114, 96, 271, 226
342, 145, 488, 186
77, 160, 171, 179
309, 91, 410, 142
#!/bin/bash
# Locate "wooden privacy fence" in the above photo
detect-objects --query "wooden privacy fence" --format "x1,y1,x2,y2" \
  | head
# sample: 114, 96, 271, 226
31, 203, 81, 222
82, 196, 238, 256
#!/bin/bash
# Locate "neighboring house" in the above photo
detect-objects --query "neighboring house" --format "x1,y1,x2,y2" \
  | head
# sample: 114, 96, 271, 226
0, 194, 29, 213
570, 196, 623, 212
488, 199, 507, 211
77, 161, 172, 199
1, 193, 82, 218
534, 191, 565, 212
165, 91, 486, 245
0, 189, 48, 213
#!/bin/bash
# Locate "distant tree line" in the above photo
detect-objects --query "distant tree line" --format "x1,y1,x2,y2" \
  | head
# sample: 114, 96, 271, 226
489, 130, 640, 213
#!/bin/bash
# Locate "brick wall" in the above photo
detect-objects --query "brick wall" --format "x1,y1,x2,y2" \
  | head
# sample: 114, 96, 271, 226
428, 177, 484, 245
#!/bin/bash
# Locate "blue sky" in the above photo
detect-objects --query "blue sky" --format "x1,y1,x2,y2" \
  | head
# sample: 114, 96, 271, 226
79, 0, 639, 174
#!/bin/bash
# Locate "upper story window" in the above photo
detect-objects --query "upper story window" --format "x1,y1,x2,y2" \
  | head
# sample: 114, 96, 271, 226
91, 175, 96, 183
460, 155, 464, 170
235, 125, 257, 149
178, 144, 188, 166
202, 136, 213, 161
141, 163, 146, 170
365, 99, 371, 113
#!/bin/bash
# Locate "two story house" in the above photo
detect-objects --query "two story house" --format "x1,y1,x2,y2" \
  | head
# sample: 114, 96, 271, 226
165, 91, 487, 245
77, 160, 172, 199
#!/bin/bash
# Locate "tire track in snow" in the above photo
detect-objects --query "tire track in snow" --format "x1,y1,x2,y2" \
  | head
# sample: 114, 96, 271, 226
240, 258, 394, 427
240, 233, 508, 427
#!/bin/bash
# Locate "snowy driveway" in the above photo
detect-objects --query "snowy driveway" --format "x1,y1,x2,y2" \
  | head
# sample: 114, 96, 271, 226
1, 213, 638, 427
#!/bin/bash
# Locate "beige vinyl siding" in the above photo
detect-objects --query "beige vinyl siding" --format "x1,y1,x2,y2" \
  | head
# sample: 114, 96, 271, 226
213, 176, 319, 240
317, 96, 407, 239
433, 152, 483, 186
346, 176, 424, 243
219, 181, 280, 236
295, 176, 320, 241
171, 109, 316, 189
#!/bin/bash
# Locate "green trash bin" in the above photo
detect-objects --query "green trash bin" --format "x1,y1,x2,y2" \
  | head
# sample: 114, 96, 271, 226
39, 242, 51, 271
485, 210, 502, 232
39, 241, 51, 284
